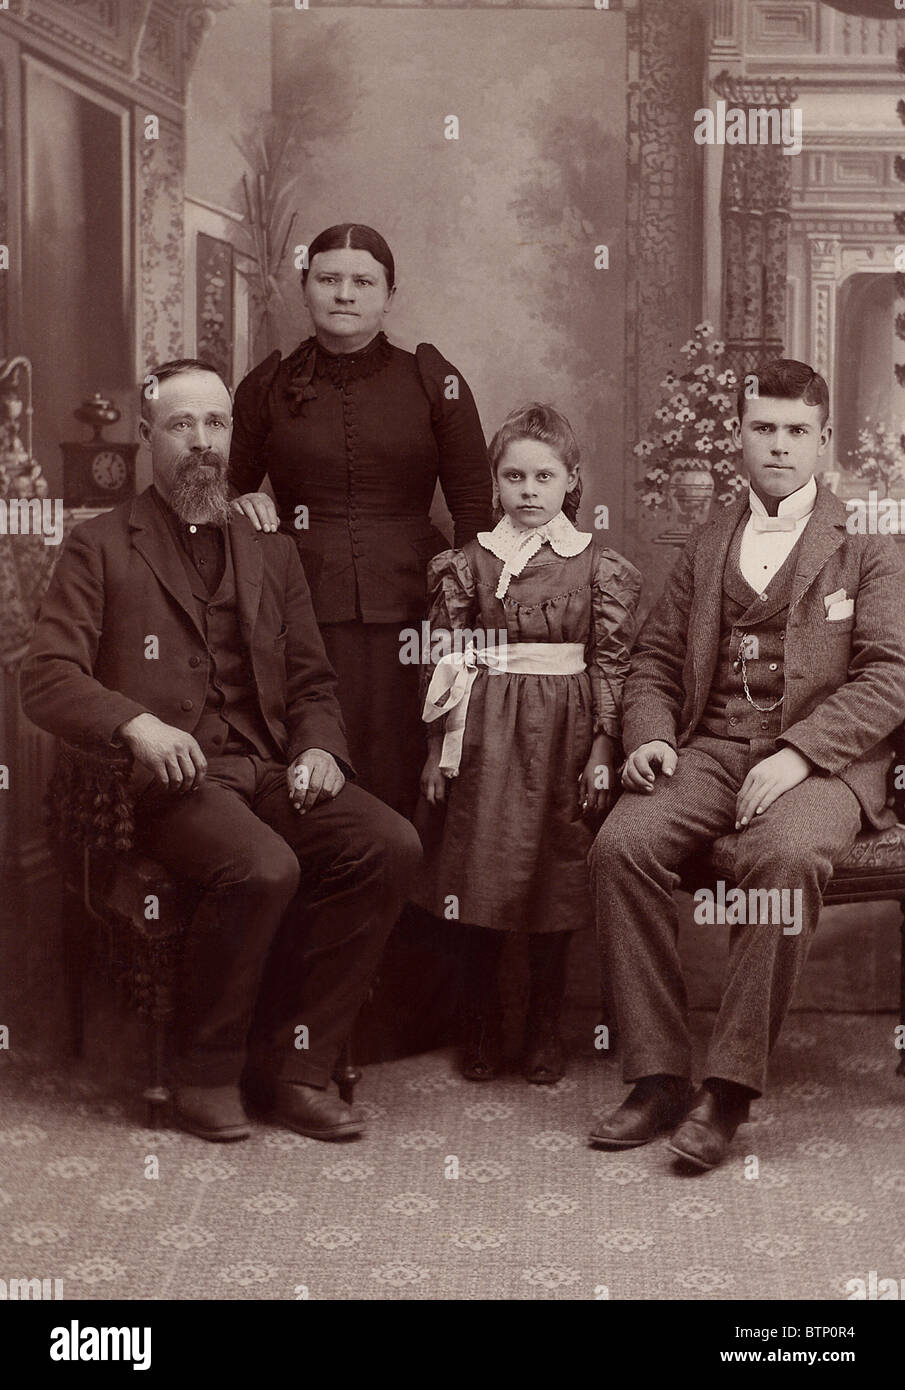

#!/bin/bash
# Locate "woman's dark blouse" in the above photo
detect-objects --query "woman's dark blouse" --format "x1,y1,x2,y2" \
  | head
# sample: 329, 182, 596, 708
229, 332, 492, 624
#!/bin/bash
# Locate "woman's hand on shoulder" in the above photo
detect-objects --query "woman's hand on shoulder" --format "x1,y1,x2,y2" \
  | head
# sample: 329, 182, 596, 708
232, 492, 279, 533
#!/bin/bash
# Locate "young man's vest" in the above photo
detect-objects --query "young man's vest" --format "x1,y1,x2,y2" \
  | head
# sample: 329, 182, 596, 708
699, 514, 803, 742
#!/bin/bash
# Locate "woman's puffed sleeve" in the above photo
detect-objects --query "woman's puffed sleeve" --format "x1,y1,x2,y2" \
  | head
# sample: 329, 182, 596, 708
419, 548, 478, 721
228, 350, 283, 496
415, 343, 492, 548
588, 547, 643, 740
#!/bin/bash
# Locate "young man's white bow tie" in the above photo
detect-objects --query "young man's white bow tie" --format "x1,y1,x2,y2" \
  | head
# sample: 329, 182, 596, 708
739, 475, 817, 590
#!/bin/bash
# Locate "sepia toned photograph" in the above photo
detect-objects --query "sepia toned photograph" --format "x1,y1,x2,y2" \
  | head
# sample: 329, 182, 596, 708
1, 0, 904, 1346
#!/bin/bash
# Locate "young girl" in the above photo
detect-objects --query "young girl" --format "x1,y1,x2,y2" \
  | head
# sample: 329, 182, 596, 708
417, 403, 641, 1084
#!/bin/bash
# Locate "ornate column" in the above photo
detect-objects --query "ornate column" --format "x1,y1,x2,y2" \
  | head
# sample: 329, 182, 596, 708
702, 0, 743, 327
713, 71, 798, 382
807, 237, 841, 381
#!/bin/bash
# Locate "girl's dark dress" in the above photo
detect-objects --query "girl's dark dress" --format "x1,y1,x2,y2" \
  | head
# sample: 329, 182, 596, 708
417, 537, 642, 933
229, 330, 491, 818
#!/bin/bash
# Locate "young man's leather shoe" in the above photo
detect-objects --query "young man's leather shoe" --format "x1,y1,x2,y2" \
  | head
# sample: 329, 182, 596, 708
667, 1081, 751, 1171
589, 1074, 693, 1148
173, 1084, 252, 1142
273, 1080, 366, 1141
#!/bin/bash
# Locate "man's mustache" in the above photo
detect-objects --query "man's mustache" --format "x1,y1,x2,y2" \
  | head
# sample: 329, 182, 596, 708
176, 450, 228, 477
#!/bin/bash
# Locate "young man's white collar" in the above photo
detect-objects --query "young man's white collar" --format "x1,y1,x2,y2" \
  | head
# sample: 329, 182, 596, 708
478, 510, 592, 599
740, 473, 817, 593
747, 473, 817, 528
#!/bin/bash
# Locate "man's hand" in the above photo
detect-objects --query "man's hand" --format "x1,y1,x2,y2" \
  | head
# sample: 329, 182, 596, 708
579, 732, 617, 815
118, 713, 207, 793
735, 747, 812, 829
231, 491, 279, 533
621, 739, 677, 793
287, 748, 345, 814
420, 741, 447, 806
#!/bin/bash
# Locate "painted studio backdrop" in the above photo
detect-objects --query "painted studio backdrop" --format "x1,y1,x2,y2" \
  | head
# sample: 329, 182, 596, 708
1, 0, 904, 1062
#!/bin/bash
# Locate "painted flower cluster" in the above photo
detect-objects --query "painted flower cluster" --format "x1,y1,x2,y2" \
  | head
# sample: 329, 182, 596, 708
634, 322, 746, 511
846, 418, 905, 496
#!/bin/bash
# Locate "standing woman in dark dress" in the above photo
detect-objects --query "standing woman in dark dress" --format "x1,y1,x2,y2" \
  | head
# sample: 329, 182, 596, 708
228, 223, 491, 817
228, 224, 492, 1054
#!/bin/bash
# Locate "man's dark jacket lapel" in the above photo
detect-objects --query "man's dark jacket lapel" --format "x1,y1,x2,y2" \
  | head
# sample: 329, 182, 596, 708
129, 489, 265, 645
688, 491, 747, 725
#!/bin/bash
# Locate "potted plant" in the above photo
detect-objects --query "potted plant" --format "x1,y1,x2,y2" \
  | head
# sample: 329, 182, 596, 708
635, 322, 746, 535
845, 418, 905, 498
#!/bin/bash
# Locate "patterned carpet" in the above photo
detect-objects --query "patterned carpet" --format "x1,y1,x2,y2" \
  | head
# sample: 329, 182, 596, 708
2, 1008, 904, 1302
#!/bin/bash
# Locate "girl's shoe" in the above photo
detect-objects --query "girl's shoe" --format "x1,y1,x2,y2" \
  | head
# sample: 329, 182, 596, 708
522, 1027, 566, 1085
461, 1015, 503, 1082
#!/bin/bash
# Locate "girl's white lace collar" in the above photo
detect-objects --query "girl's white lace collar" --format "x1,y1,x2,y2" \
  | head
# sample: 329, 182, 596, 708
477, 511, 592, 599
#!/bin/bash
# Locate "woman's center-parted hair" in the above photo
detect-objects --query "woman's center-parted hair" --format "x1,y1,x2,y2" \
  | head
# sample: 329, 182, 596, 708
301, 224, 396, 292
489, 403, 583, 524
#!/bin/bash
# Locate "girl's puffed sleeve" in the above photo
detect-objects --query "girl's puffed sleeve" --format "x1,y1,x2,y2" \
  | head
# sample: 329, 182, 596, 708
419, 547, 478, 722
228, 350, 283, 497
415, 343, 493, 547
588, 547, 643, 740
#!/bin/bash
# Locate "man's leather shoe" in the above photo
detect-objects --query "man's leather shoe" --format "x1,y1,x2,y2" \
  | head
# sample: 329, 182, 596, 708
667, 1083, 750, 1171
589, 1075, 693, 1148
240, 1068, 276, 1116
173, 1085, 251, 1142
273, 1081, 365, 1141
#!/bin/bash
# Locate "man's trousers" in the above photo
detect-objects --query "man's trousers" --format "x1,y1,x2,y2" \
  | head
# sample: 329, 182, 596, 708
134, 754, 422, 1088
589, 734, 862, 1095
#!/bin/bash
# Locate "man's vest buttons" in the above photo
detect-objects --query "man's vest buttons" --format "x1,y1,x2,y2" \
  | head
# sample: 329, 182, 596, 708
760, 720, 769, 730
189, 656, 201, 668
729, 716, 738, 726
769, 662, 778, 671
181, 699, 194, 712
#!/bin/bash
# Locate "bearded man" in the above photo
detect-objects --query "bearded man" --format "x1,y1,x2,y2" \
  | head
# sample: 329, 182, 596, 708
21, 359, 421, 1143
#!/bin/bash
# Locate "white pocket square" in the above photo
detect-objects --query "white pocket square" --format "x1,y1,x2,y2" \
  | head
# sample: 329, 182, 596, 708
826, 599, 854, 621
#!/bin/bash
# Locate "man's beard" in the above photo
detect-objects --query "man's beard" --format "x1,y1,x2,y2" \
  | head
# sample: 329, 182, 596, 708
168, 451, 231, 526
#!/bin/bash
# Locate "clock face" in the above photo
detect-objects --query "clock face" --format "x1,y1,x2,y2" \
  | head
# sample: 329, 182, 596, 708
91, 450, 127, 490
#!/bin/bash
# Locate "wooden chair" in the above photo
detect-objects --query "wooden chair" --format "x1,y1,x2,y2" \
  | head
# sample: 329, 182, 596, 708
49, 741, 360, 1127
677, 723, 905, 1078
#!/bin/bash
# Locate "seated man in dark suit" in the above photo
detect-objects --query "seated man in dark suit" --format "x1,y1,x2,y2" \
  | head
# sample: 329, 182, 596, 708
21, 358, 421, 1143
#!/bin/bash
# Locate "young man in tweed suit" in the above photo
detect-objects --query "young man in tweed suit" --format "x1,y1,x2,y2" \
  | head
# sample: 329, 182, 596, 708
589, 360, 905, 1171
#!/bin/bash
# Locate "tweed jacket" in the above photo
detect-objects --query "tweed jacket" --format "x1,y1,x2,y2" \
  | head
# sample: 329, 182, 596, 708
19, 487, 352, 780
621, 483, 905, 829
